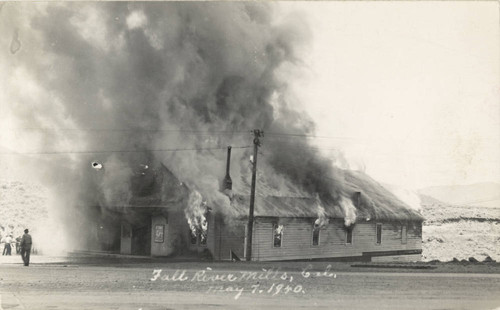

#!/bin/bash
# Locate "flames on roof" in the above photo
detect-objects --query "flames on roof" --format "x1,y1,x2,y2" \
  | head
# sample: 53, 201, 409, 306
120, 162, 424, 222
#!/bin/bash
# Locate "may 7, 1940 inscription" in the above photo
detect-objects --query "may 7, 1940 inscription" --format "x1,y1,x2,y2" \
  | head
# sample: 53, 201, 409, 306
150, 265, 337, 300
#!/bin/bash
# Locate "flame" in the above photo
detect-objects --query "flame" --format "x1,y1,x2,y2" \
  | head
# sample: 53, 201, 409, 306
315, 201, 329, 228
185, 190, 208, 241
274, 224, 284, 236
339, 196, 357, 227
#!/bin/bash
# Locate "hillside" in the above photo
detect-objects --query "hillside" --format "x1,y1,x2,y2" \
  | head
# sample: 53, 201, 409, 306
419, 182, 500, 208
0, 147, 51, 240
419, 195, 500, 262
0, 179, 49, 240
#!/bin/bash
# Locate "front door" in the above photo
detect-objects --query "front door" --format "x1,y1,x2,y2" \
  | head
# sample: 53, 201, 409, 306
131, 221, 151, 256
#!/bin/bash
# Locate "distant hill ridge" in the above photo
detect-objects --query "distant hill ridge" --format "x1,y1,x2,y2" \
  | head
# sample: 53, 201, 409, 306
419, 182, 500, 208
418, 193, 449, 206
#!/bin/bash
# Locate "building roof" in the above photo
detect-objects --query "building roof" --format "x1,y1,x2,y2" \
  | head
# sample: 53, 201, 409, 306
232, 195, 339, 218
114, 162, 423, 222
116, 164, 189, 210
342, 170, 424, 221
230, 169, 424, 222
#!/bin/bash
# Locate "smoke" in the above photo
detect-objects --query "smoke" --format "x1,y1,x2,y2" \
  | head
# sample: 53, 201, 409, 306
32, 194, 69, 256
315, 205, 330, 228
314, 195, 329, 228
382, 183, 423, 212
343, 170, 423, 222
100, 155, 133, 206
0, 2, 417, 252
10, 28, 21, 54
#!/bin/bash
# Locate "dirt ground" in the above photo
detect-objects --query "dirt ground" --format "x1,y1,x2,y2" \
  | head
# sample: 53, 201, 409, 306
1, 255, 500, 310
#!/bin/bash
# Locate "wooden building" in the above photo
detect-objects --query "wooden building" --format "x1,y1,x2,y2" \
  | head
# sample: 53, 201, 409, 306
228, 195, 423, 262
110, 163, 424, 262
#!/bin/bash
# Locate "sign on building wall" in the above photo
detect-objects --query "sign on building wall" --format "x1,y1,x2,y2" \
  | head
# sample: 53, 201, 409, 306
154, 224, 164, 243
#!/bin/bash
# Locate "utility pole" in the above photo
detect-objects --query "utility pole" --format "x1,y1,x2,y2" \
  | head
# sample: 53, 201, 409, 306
246, 129, 263, 261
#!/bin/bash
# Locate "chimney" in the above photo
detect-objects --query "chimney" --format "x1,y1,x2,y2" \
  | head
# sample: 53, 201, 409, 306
222, 146, 232, 191
354, 191, 361, 208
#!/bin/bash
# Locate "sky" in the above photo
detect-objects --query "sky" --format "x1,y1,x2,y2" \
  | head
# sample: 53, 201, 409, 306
0, 1, 499, 191
280, 1, 500, 189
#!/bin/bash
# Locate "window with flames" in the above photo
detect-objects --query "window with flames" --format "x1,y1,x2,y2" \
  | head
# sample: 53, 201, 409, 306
189, 220, 208, 246
345, 226, 353, 244
273, 223, 283, 248
312, 223, 320, 246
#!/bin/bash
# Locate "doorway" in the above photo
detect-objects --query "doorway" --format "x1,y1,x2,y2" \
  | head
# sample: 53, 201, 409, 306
131, 222, 151, 256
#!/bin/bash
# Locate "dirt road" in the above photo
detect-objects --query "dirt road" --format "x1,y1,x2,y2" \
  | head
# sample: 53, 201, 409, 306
1, 258, 499, 310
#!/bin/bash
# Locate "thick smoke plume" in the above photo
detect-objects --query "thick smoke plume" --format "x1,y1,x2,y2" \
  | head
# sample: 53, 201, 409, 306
1, 2, 418, 252
1, 2, 318, 250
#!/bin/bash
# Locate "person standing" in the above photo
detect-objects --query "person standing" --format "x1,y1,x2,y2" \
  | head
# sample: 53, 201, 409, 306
20, 229, 32, 266
4, 234, 12, 255
15, 236, 22, 254
1, 235, 6, 255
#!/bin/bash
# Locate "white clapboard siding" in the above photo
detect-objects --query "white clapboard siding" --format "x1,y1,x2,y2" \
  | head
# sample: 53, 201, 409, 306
250, 217, 422, 261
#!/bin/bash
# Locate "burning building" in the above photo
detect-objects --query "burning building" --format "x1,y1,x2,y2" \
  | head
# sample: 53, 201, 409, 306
96, 147, 423, 262
228, 171, 424, 262
3, 2, 423, 261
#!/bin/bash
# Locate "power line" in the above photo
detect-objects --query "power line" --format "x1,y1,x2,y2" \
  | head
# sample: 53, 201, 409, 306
266, 132, 360, 141
5, 128, 251, 135
261, 142, 342, 152
7, 128, 362, 141
0, 146, 252, 156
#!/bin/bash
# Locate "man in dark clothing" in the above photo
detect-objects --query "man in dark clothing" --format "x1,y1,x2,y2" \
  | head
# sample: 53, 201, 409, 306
20, 229, 32, 266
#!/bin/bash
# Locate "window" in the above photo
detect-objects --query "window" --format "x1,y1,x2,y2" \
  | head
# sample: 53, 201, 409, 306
189, 229, 198, 245
312, 223, 320, 246
273, 223, 283, 247
413, 224, 422, 238
189, 226, 208, 246
376, 223, 382, 244
345, 226, 353, 244
189, 217, 208, 246
199, 221, 208, 246
401, 225, 407, 244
